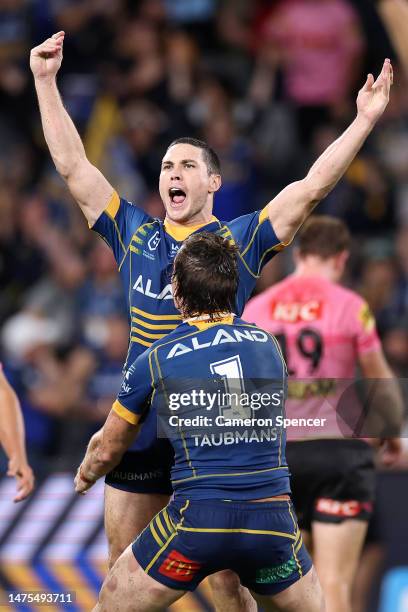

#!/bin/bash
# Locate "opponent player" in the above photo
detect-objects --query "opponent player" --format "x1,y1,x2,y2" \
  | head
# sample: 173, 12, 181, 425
75, 232, 325, 612
244, 216, 403, 612
0, 364, 34, 502
30, 29, 392, 609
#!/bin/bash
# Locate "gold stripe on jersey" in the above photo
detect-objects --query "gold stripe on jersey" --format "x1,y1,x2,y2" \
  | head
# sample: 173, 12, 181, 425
287, 502, 303, 578
150, 521, 164, 547
130, 336, 152, 348
131, 307, 181, 321
219, 224, 259, 279
103, 191, 126, 254
177, 526, 297, 540
106, 190, 120, 218
172, 465, 288, 484
118, 221, 158, 271
151, 347, 197, 479
130, 327, 166, 340
131, 317, 178, 331
112, 400, 140, 425
145, 500, 190, 574
163, 508, 174, 533
155, 514, 169, 540
130, 306, 181, 347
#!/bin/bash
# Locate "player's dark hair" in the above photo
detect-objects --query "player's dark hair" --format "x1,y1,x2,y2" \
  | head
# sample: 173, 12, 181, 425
172, 232, 238, 318
298, 215, 351, 259
167, 137, 221, 175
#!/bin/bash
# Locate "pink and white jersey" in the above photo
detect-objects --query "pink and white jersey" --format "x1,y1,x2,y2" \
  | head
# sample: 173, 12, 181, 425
244, 275, 380, 439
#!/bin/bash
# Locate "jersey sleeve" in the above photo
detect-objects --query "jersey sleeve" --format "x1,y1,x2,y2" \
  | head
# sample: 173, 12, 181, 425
352, 299, 381, 356
225, 207, 286, 277
91, 191, 152, 266
113, 351, 154, 425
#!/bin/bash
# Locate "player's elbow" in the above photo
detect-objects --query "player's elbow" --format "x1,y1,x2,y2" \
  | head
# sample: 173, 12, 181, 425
302, 176, 329, 205
54, 153, 85, 182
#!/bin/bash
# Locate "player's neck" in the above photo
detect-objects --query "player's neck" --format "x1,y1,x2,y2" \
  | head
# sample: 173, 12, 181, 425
184, 312, 234, 323
295, 260, 338, 282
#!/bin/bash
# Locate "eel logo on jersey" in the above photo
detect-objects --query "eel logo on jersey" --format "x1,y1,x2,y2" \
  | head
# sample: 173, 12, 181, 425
158, 550, 202, 582
148, 231, 161, 251
133, 275, 173, 300
270, 300, 322, 323
166, 328, 268, 358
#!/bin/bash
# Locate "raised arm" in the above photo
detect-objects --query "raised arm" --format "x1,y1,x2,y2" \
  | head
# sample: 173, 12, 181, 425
268, 59, 393, 244
30, 32, 113, 227
0, 369, 34, 502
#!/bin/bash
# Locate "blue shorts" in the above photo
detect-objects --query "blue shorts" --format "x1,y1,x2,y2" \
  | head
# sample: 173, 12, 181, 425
105, 442, 174, 495
132, 497, 312, 595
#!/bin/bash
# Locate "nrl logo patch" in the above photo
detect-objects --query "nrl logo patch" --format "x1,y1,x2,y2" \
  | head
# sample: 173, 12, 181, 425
148, 231, 161, 251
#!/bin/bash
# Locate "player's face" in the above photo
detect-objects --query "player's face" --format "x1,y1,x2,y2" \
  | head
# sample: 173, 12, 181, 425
159, 144, 221, 225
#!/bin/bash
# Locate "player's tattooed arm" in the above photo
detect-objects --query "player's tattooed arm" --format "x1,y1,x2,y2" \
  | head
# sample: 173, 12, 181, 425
267, 59, 393, 244
30, 32, 114, 227
75, 410, 139, 494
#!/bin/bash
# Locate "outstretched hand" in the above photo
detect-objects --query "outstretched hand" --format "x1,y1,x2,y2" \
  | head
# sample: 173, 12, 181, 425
30, 31, 65, 80
356, 58, 393, 125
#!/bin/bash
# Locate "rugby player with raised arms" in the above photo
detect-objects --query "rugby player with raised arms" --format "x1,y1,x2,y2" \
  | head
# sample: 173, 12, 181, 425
31, 29, 392, 611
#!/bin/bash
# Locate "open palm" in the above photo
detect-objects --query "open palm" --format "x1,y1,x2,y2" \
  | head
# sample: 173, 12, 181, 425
356, 59, 393, 124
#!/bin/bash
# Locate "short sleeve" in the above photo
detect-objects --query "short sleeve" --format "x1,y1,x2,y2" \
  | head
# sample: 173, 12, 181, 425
226, 207, 286, 277
353, 299, 381, 356
91, 191, 152, 266
113, 351, 154, 425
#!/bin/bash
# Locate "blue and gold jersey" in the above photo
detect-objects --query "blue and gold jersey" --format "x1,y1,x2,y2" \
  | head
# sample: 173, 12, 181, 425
92, 192, 286, 368
113, 316, 290, 500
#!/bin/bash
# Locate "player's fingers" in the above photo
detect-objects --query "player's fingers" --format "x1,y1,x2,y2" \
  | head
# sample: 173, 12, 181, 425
51, 31, 65, 40
13, 479, 31, 503
361, 73, 374, 92
32, 38, 62, 55
374, 59, 391, 89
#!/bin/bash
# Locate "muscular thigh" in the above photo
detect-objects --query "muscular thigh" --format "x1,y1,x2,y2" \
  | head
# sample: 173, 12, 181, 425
97, 545, 184, 612
312, 520, 368, 584
104, 486, 170, 566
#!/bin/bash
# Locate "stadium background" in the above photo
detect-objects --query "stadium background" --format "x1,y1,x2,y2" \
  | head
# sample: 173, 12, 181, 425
0, 0, 407, 610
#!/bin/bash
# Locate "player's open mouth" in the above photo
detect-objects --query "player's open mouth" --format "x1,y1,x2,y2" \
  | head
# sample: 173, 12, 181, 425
169, 187, 186, 206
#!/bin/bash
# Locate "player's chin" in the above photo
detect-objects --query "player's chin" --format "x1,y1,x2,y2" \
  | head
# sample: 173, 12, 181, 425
166, 200, 190, 222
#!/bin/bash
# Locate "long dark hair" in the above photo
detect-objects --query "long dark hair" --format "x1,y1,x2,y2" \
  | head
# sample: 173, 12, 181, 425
172, 232, 239, 318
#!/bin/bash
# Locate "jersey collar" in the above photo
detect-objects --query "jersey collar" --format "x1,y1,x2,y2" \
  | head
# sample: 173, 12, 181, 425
164, 216, 220, 242
184, 312, 236, 329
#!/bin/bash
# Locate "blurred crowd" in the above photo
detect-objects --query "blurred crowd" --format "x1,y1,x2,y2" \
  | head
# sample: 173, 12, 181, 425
0, 0, 408, 475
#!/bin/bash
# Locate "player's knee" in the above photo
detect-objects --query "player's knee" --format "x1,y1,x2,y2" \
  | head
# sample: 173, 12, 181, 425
209, 570, 242, 597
